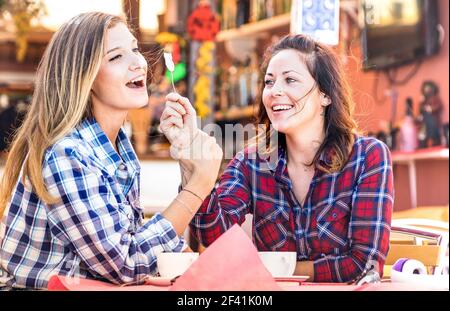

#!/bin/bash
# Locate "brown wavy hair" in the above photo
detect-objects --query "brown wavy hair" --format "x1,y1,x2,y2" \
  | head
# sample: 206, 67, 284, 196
255, 34, 358, 173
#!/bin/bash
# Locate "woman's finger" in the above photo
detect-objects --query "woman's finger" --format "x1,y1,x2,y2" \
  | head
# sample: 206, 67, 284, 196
161, 106, 184, 121
166, 101, 187, 116
164, 116, 183, 129
165, 92, 181, 103
177, 96, 197, 115
160, 116, 183, 133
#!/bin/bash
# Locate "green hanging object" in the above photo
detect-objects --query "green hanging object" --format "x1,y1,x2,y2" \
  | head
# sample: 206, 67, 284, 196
165, 62, 187, 82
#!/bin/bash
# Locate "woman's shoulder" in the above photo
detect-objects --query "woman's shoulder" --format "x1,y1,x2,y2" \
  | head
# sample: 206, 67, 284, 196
355, 135, 390, 152
353, 135, 392, 164
44, 129, 91, 163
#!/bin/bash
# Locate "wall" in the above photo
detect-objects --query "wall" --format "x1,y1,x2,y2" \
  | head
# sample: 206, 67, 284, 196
345, 0, 449, 210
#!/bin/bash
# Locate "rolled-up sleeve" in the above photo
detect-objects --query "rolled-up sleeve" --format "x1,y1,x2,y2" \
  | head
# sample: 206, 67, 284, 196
314, 140, 393, 282
43, 145, 186, 284
190, 151, 252, 247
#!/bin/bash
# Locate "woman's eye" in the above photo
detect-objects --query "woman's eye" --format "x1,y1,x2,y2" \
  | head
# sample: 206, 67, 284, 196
286, 77, 297, 83
109, 54, 122, 62
132, 47, 140, 53
264, 79, 274, 86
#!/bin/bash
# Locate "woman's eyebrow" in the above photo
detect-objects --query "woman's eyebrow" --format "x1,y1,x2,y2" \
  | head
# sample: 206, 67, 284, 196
106, 46, 122, 54
282, 70, 302, 76
106, 39, 138, 54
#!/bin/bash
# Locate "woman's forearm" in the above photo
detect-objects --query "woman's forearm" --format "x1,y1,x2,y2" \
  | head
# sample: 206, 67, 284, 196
161, 190, 202, 236
162, 176, 212, 236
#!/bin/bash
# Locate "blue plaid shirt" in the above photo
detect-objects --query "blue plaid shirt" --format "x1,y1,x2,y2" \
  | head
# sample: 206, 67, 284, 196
0, 118, 186, 289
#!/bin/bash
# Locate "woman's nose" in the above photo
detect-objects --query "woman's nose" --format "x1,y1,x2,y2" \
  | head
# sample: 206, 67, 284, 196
130, 55, 146, 71
271, 81, 284, 97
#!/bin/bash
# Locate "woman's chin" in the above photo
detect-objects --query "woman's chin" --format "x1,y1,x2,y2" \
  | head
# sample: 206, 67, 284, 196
137, 100, 149, 108
271, 122, 290, 134
128, 97, 149, 109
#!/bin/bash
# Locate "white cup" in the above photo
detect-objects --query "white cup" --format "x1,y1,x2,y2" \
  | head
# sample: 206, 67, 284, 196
258, 252, 297, 277
156, 252, 199, 278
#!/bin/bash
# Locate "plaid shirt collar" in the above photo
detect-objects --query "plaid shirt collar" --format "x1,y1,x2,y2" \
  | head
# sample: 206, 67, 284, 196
75, 118, 139, 177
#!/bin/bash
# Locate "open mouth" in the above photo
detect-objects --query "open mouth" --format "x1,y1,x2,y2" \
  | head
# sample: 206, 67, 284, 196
126, 76, 146, 89
272, 104, 294, 112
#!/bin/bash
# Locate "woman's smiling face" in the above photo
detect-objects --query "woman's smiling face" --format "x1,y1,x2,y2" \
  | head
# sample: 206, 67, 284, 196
91, 22, 149, 113
262, 49, 325, 134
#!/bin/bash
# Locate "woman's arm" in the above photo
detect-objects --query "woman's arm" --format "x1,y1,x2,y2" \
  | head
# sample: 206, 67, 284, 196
312, 139, 393, 283
190, 151, 253, 247
159, 121, 223, 235
162, 131, 223, 235
159, 93, 252, 245
43, 145, 186, 285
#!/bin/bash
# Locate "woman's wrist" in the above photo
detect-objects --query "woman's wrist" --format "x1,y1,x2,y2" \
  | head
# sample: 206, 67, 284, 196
185, 174, 215, 199
179, 162, 192, 187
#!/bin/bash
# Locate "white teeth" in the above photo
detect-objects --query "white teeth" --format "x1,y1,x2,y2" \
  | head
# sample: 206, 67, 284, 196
273, 105, 293, 111
129, 76, 144, 84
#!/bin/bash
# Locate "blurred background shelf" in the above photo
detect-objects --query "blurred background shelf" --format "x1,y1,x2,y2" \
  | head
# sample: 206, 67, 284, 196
392, 147, 449, 163
391, 147, 449, 210
214, 105, 257, 121
216, 13, 290, 42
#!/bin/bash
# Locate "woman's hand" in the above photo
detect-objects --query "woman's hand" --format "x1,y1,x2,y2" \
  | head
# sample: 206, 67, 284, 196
172, 130, 223, 197
159, 92, 198, 150
160, 93, 223, 196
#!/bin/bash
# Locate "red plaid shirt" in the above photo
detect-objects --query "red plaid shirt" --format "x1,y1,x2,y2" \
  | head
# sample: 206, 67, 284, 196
190, 136, 393, 283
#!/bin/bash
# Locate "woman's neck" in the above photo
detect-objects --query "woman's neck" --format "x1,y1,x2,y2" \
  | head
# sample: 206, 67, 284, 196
93, 108, 127, 153
285, 121, 325, 166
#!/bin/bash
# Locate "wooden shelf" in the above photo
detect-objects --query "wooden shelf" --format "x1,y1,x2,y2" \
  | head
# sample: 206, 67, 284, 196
0, 29, 53, 44
391, 147, 448, 210
216, 13, 290, 42
391, 147, 449, 164
214, 105, 258, 121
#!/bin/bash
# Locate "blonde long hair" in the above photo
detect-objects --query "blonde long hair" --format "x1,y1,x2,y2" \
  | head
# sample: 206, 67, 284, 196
0, 12, 126, 218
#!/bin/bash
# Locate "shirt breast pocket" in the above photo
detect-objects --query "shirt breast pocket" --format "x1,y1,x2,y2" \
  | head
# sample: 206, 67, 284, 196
316, 200, 351, 249
254, 203, 290, 250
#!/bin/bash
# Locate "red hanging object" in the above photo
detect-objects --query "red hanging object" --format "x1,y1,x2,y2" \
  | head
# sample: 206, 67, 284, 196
171, 41, 181, 64
187, 3, 220, 41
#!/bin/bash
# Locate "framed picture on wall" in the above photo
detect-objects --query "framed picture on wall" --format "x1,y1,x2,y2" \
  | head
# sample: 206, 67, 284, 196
290, 0, 340, 46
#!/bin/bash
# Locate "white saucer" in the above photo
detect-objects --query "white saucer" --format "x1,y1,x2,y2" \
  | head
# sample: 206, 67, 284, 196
274, 275, 309, 282
144, 276, 177, 286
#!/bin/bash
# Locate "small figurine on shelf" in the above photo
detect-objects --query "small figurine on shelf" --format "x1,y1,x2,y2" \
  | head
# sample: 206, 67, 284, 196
398, 97, 418, 152
417, 80, 444, 148
376, 120, 399, 151
443, 122, 449, 148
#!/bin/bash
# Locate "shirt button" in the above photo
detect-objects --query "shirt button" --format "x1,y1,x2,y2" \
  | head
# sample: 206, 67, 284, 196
332, 213, 338, 219
118, 163, 127, 171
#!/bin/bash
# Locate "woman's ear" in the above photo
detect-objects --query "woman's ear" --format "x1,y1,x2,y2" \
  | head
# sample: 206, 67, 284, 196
321, 94, 331, 107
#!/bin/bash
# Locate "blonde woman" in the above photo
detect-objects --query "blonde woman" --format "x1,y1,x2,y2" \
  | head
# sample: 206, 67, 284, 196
0, 12, 222, 290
